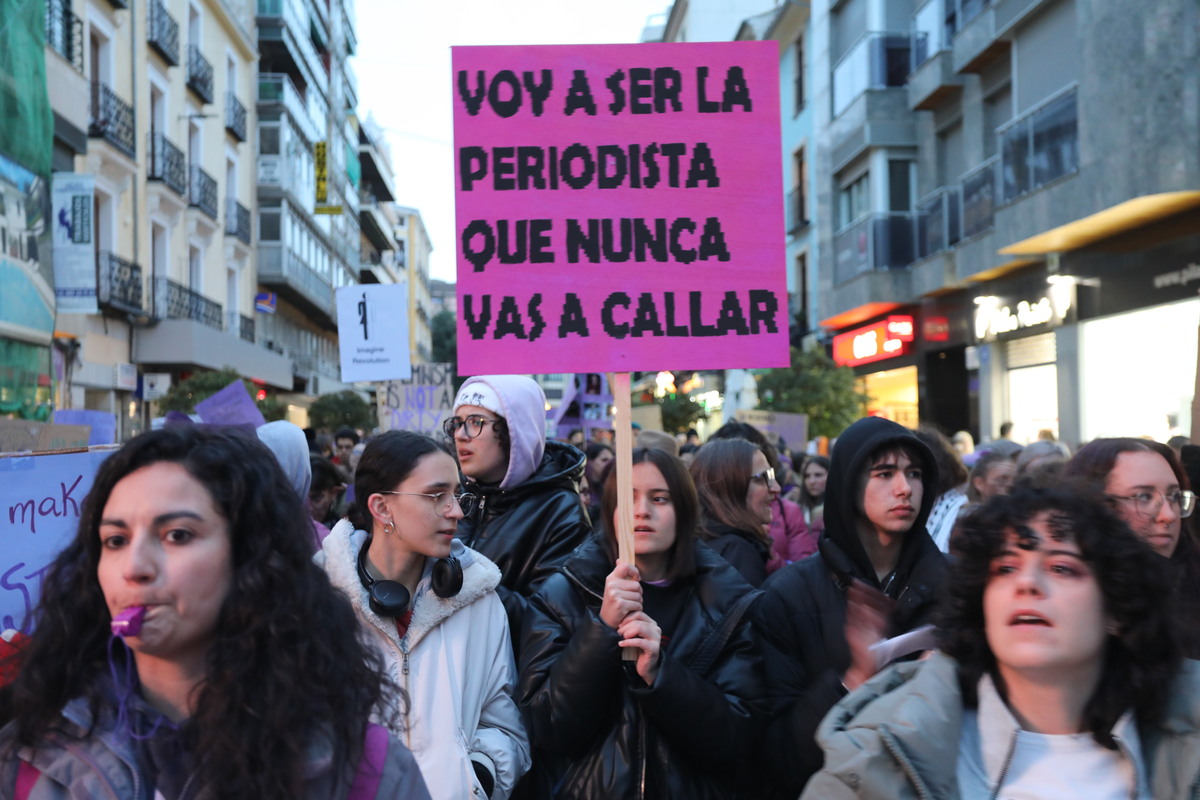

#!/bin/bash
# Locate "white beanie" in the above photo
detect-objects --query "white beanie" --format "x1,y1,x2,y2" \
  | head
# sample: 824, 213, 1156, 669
454, 382, 504, 418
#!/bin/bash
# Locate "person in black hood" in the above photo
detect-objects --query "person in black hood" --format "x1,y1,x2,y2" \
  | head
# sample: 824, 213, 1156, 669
752, 416, 948, 798
449, 375, 592, 649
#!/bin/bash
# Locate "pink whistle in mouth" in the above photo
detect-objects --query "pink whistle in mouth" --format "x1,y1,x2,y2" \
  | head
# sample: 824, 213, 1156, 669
111, 606, 146, 637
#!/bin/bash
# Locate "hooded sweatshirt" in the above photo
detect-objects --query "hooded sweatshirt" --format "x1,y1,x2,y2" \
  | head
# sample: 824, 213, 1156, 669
752, 416, 948, 798
452, 376, 591, 645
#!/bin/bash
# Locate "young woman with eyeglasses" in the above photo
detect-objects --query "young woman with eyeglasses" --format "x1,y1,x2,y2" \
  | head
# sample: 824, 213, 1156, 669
315, 430, 530, 800
687, 438, 784, 588
1064, 438, 1200, 659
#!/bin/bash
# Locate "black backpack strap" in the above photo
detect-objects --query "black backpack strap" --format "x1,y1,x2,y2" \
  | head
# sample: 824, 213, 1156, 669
685, 590, 758, 675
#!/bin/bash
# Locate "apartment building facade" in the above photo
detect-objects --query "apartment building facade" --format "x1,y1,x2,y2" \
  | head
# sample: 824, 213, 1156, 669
813, 0, 1200, 445
40, 0, 283, 441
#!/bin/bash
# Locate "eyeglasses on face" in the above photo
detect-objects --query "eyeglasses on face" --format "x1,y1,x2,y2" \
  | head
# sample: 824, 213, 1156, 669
750, 467, 777, 486
443, 415, 500, 440
379, 490, 478, 517
1107, 488, 1196, 519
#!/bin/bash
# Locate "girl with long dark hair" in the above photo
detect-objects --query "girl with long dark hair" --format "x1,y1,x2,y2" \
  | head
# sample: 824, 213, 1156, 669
518, 448, 765, 798
316, 430, 529, 800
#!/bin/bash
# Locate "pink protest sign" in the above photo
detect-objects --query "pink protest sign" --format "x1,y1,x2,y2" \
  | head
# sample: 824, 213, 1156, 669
452, 42, 788, 375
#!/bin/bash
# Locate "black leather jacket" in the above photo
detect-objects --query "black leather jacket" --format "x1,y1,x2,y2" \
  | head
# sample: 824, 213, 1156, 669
518, 535, 765, 800
456, 440, 591, 637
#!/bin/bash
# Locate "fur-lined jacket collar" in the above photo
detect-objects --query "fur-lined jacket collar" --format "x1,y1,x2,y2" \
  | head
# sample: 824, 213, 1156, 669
317, 519, 501, 650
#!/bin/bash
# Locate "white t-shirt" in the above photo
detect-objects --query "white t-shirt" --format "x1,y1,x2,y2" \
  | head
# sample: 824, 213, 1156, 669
956, 675, 1149, 800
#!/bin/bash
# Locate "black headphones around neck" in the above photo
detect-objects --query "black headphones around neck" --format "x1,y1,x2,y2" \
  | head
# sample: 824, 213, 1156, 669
356, 537, 464, 617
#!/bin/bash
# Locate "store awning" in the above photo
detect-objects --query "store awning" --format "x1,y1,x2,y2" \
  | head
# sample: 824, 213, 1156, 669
999, 191, 1200, 256
819, 301, 904, 331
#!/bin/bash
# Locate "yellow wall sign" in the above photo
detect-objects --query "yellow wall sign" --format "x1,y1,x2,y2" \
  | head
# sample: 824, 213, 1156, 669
314, 141, 328, 204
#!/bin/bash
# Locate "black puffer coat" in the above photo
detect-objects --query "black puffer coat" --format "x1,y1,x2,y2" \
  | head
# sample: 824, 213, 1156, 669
457, 440, 591, 637
518, 535, 765, 799
752, 416, 948, 798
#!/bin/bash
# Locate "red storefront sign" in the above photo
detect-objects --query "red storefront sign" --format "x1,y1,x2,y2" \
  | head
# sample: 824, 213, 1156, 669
832, 315, 914, 367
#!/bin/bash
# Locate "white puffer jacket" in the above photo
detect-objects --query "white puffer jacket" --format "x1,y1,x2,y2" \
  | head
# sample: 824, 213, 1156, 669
317, 521, 530, 800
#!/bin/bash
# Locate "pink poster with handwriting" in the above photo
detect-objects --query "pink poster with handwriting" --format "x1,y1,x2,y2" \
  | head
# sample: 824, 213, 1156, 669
452, 42, 788, 375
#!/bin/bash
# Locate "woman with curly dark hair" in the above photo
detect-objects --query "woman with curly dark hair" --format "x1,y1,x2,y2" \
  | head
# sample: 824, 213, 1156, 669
0, 426, 429, 799
801, 481, 1200, 799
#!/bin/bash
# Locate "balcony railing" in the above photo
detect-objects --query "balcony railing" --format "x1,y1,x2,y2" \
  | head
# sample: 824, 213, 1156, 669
226, 310, 255, 342
147, 0, 180, 65
153, 277, 223, 329
946, 0, 991, 39
960, 155, 998, 238
833, 212, 916, 286
999, 87, 1078, 204
90, 81, 135, 159
258, 72, 321, 145
96, 252, 143, 314
832, 32, 912, 117
148, 133, 187, 196
257, 242, 335, 317
225, 197, 252, 244
786, 186, 809, 235
225, 91, 247, 141
186, 44, 214, 104
910, 0, 947, 71
45, 0, 83, 73
916, 186, 962, 258
188, 165, 218, 220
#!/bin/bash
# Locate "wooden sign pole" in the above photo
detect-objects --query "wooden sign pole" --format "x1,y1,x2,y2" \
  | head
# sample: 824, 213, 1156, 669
610, 372, 639, 663
612, 372, 635, 566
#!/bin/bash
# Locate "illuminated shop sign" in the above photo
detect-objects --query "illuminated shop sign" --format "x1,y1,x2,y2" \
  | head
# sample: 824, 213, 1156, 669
973, 280, 1073, 342
832, 315, 915, 367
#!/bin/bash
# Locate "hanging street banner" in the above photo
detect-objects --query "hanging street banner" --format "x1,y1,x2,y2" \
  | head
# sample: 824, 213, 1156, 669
51, 173, 96, 314
452, 42, 789, 375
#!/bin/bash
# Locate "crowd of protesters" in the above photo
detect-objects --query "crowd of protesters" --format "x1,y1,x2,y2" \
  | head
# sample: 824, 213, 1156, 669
4, 378, 1200, 799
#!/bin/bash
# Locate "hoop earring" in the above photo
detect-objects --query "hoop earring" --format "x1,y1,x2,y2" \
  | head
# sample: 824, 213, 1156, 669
383, 521, 394, 536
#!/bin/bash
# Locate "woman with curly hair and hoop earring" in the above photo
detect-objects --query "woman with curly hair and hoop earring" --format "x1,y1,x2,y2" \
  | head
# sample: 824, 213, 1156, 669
317, 430, 529, 800
802, 480, 1200, 799
0, 425, 430, 799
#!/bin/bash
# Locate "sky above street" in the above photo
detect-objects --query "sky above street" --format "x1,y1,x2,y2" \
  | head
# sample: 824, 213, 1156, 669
353, 0, 672, 283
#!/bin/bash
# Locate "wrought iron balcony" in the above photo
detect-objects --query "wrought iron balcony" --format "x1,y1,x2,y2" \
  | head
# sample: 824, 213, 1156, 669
96, 252, 143, 315
238, 313, 255, 343
225, 91, 247, 141
90, 81, 135, 159
148, 133, 186, 196
45, 0, 83, 73
147, 0, 180, 65
186, 45, 214, 103
786, 186, 810, 235
153, 277, 223, 329
189, 165, 218, 220
225, 197, 252, 244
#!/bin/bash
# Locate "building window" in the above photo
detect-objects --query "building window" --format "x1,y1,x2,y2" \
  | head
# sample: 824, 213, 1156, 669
793, 39, 805, 113
889, 160, 913, 212
838, 172, 870, 230
788, 148, 808, 233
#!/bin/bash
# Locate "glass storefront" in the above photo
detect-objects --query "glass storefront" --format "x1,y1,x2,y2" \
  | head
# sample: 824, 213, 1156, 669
860, 365, 919, 428
1079, 298, 1198, 442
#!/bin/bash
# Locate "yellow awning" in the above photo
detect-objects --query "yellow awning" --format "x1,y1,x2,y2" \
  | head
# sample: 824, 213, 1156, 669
999, 191, 1200, 255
